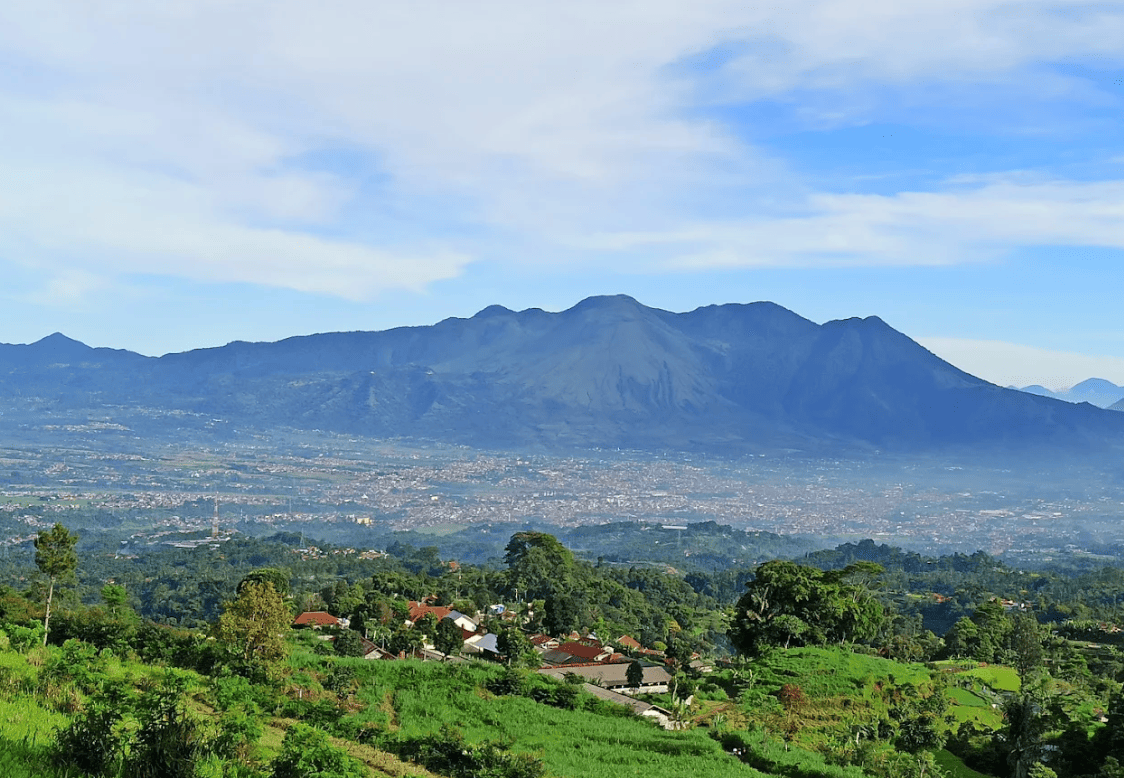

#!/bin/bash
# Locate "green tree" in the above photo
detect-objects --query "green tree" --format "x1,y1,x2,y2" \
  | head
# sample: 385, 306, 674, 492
101, 583, 130, 617
216, 581, 291, 667
334, 630, 366, 657
544, 592, 586, 637
504, 532, 576, 601
1004, 686, 1049, 778
239, 568, 291, 597
496, 625, 538, 668
943, 616, 981, 659
728, 560, 885, 655
388, 626, 423, 657
626, 660, 644, 689
434, 617, 463, 660
1009, 611, 1045, 683
34, 523, 78, 646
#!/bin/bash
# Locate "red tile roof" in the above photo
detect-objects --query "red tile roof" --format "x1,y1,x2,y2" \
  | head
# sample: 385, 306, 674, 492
556, 641, 607, 662
407, 603, 452, 623
293, 611, 340, 627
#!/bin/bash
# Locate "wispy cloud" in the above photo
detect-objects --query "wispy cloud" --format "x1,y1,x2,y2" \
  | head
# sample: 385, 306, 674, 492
919, 337, 1124, 390
585, 174, 1124, 268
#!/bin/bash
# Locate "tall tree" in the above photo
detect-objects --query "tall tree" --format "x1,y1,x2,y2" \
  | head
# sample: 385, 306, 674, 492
215, 581, 291, 667
504, 532, 576, 601
34, 523, 78, 646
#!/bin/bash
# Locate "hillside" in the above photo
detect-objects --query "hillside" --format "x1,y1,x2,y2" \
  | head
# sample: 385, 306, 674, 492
3, 296, 1124, 456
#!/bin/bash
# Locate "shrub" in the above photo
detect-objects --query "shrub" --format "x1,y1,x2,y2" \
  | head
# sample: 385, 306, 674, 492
778, 683, 806, 709
392, 725, 545, 778
211, 710, 264, 763
485, 667, 528, 697
324, 664, 358, 697
123, 675, 211, 778
210, 673, 264, 713
4, 622, 45, 652
333, 631, 367, 658
53, 692, 129, 776
270, 723, 367, 778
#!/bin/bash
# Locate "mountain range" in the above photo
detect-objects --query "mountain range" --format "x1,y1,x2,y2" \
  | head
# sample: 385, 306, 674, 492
3, 295, 1123, 456
1016, 378, 1124, 409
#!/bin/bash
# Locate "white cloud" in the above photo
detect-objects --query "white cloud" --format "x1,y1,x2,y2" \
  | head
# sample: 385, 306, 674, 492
2, 1, 1124, 298
918, 336, 1124, 390
580, 174, 1124, 269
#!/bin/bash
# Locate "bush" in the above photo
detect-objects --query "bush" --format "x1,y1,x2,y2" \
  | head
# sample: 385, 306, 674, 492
211, 710, 264, 763
53, 697, 128, 775
270, 723, 367, 778
49, 607, 137, 653
392, 725, 545, 778
486, 667, 528, 697
41, 639, 110, 696
3, 621, 44, 652
123, 675, 210, 778
210, 673, 265, 713
278, 698, 345, 728
324, 664, 358, 697
333, 631, 367, 658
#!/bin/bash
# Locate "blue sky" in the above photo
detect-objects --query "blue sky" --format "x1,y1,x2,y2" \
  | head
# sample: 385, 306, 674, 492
2, 1, 1124, 389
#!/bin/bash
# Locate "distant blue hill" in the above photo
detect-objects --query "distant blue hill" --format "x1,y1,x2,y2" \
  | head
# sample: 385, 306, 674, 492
3, 295, 1123, 456
1015, 378, 1124, 409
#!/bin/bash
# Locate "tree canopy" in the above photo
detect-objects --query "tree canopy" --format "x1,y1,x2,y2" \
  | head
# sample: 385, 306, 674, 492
728, 560, 886, 655
216, 581, 291, 668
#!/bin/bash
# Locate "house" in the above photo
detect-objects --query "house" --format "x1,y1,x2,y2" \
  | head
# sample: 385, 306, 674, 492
539, 662, 672, 695
528, 633, 558, 650
616, 634, 642, 650
445, 610, 478, 632
577, 683, 675, 729
293, 611, 347, 629
613, 633, 664, 657
406, 602, 453, 625
688, 658, 714, 674
541, 641, 613, 666
462, 632, 500, 657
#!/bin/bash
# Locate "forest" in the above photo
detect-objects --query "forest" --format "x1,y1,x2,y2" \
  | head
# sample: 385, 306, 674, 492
3, 522, 1124, 777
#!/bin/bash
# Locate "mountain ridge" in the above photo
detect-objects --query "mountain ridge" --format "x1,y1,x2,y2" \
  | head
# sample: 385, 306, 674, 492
3, 296, 1122, 456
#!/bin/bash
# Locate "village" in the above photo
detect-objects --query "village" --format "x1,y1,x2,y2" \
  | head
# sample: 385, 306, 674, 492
291, 599, 715, 729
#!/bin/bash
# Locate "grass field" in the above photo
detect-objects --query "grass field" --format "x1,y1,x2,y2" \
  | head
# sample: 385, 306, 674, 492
934, 748, 994, 778
0, 635, 1021, 778
333, 658, 775, 778
959, 666, 1019, 693
0, 696, 71, 778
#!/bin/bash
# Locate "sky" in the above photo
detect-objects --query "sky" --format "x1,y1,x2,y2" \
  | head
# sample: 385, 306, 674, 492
2, 2, 1124, 390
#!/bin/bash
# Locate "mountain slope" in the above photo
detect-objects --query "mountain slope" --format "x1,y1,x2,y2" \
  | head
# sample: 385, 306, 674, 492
3, 296, 1122, 455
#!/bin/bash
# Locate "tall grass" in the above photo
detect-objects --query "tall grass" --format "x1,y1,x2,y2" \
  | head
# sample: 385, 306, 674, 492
0, 696, 72, 778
